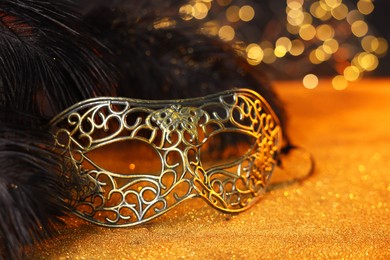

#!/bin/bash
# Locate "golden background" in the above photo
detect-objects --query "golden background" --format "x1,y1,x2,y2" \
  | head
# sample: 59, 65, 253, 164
33, 79, 390, 259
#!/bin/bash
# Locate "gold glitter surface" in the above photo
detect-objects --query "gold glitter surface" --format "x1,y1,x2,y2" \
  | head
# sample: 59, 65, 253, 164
34, 79, 390, 259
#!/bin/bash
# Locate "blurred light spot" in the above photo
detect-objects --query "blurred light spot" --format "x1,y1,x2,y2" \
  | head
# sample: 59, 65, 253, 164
239, 5, 255, 22
299, 24, 316, 40
274, 37, 292, 58
361, 35, 377, 52
302, 12, 313, 25
226, 5, 240, 23
276, 37, 292, 50
352, 52, 365, 71
262, 48, 276, 64
325, 0, 342, 9
179, 5, 193, 21
287, 9, 305, 26
309, 50, 322, 64
129, 163, 136, 170
319, 1, 332, 11
202, 21, 219, 36
311, 2, 332, 20
246, 43, 264, 65
315, 47, 331, 61
287, 8, 301, 19
351, 20, 368, 37
316, 24, 335, 41
310, 2, 320, 17
274, 46, 287, 58
153, 18, 176, 29
357, 0, 374, 15
358, 52, 378, 71
303, 74, 319, 89
290, 39, 305, 56
331, 3, 348, 20
323, 38, 339, 54
374, 38, 389, 56
344, 66, 361, 81
287, 0, 304, 10
332, 75, 348, 90
347, 10, 364, 25
193, 2, 209, 20
218, 25, 235, 41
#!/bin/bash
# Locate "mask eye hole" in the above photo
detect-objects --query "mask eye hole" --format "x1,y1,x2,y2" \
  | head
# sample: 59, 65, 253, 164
200, 131, 256, 169
83, 139, 162, 176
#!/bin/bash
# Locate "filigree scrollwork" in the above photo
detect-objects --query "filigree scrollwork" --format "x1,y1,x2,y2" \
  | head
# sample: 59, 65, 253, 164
50, 89, 281, 227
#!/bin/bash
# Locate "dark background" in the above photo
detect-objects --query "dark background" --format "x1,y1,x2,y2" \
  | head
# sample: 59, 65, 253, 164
366, 0, 390, 76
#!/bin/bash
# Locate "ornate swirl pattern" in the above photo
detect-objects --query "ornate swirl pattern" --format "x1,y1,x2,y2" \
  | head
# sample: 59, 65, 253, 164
50, 89, 281, 227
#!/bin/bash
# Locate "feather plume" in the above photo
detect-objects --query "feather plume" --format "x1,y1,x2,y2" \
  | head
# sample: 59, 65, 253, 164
0, 0, 116, 117
0, 0, 116, 258
0, 111, 67, 259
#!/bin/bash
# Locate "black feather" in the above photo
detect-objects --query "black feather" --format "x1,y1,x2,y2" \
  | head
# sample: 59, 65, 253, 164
0, 111, 67, 259
0, 0, 116, 258
0, 0, 116, 117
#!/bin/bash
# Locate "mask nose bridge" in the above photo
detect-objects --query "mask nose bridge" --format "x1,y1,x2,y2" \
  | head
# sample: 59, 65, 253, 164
154, 105, 206, 181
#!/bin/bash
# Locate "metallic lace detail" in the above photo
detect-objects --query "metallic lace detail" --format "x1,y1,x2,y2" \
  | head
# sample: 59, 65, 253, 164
50, 89, 281, 227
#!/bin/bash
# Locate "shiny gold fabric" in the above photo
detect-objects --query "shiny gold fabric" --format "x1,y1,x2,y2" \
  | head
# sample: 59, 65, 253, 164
34, 79, 390, 259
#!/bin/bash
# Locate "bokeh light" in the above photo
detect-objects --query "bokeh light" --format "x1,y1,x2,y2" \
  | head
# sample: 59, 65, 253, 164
357, 0, 374, 15
218, 25, 235, 41
332, 75, 349, 90
226, 5, 240, 22
193, 2, 209, 20
351, 20, 368, 37
331, 3, 349, 20
303, 74, 319, 89
179, 0, 388, 91
299, 24, 316, 40
239, 5, 255, 22
290, 39, 305, 56
246, 44, 264, 65
343, 65, 361, 81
